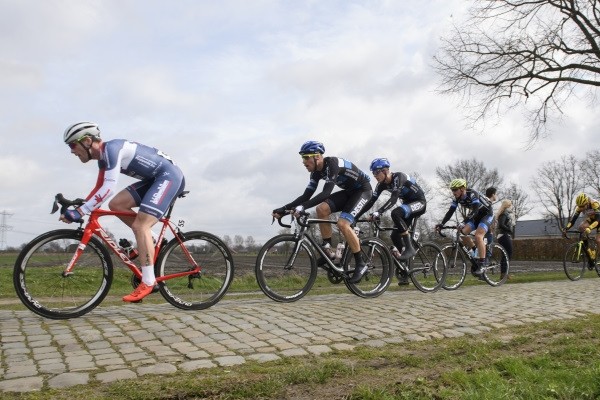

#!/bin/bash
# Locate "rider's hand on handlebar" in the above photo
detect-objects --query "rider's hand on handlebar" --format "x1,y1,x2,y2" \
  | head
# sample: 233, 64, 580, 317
293, 205, 304, 217
61, 207, 83, 224
369, 211, 380, 221
435, 223, 443, 232
272, 207, 286, 218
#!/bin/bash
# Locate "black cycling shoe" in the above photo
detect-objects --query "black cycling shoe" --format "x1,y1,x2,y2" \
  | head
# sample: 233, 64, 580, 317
348, 262, 368, 284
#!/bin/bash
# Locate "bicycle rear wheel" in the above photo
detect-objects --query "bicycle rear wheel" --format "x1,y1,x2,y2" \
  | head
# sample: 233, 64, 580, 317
156, 231, 234, 310
440, 244, 467, 290
343, 237, 392, 298
563, 242, 586, 281
255, 234, 317, 302
13, 229, 113, 319
409, 242, 447, 293
482, 243, 509, 286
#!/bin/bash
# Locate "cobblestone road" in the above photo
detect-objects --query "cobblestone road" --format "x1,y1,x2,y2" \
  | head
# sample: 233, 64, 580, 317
0, 279, 597, 393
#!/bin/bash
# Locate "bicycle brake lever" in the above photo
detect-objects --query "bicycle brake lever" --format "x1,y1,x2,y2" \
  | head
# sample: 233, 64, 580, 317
51, 199, 59, 214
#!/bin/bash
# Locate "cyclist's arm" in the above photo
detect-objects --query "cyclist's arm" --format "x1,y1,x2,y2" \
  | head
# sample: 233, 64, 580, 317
299, 181, 335, 210
565, 210, 581, 230
80, 142, 130, 214
80, 166, 119, 214
377, 190, 400, 214
440, 204, 457, 226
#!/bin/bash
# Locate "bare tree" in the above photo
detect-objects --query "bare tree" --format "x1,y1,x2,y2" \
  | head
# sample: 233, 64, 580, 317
434, 0, 600, 145
233, 235, 244, 251
500, 182, 533, 221
435, 158, 503, 193
530, 155, 584, 228
580, 149, 600, 195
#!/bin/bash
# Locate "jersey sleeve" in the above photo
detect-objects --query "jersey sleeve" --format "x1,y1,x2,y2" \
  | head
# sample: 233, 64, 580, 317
79, 142, 127, 214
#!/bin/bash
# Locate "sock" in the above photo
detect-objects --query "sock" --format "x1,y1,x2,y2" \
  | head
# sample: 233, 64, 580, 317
141, 265, 156, 286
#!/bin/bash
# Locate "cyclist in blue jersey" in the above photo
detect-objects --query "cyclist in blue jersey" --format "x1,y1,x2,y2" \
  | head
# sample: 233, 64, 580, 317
59, 122, 186, 302
363, 158, 426, 266
272, 141, 372, 283
435, 178, 493, 276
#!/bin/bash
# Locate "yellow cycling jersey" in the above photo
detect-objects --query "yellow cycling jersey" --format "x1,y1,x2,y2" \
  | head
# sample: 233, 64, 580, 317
567, 197, 600, 230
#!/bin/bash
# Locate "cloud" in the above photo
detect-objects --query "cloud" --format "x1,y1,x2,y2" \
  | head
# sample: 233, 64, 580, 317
0, 0, 596, 248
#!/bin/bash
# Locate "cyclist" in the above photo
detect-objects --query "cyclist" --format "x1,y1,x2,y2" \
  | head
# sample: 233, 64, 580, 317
59, 122, 186, 302
435, 178, 493, 275
363, 158, 426, 284
272, 141, 372, 283
564, 193, 600, 262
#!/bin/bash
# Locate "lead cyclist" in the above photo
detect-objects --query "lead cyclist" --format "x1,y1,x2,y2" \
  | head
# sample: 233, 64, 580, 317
60, 122, 186, 302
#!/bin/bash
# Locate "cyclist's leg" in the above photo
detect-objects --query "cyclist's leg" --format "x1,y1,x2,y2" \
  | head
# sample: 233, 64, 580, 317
391, 201, 426, 260
124, 170, 185, 301
340, 188, 372, 283
316, 201, 334, 242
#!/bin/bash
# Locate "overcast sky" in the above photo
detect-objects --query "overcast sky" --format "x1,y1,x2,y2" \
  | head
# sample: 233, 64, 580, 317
1, 0, 597, 248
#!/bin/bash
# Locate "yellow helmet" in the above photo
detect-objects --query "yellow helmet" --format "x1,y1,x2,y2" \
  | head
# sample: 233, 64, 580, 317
576, 193, 589, 207
449, 178, 467, 189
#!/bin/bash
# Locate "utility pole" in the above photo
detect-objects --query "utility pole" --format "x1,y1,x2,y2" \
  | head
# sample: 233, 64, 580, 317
0, 211, 13, 250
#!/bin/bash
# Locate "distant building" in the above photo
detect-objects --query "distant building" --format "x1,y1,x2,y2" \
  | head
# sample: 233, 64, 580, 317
515, 216, 581, 239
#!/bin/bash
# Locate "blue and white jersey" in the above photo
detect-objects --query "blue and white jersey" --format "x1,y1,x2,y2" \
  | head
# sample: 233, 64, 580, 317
80, 139, 178, 214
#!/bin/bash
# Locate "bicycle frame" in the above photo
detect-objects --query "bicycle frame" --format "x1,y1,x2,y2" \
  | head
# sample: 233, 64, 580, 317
288, 216, 354, 277
360, 218, 415, 271
63, 209, 199, 283
441, 226, 480, 264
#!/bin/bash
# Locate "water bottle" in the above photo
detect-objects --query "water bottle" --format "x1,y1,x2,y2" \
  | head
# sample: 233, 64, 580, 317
335, 243, 345, 261
390, 246, 401, 260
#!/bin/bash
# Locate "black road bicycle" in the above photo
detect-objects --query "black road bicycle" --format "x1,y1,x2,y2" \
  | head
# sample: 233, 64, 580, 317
360, 217, 447, 293
255, 212, 392, 302
438, 225, 510, 289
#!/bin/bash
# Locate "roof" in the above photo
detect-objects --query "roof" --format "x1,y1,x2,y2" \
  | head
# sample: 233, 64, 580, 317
514, 217, 579, 238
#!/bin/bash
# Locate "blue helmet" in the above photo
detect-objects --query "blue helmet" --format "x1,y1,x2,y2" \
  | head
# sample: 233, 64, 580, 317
370, 158, 390, 171
299, 140, 325, 155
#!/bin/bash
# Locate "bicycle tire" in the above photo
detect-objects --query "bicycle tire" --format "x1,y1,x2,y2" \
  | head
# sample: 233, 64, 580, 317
13, 229, 113, 319
409, 242, 447, 293
563, 242, 586, 281
255, 234, 317, 302
156, 231, 234, 310
440, 244, 467, 290
343, 237, 392, 298
482, 243, 509, 286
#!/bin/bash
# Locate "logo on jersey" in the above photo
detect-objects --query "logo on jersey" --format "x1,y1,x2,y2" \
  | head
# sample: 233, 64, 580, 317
350, 198, 369, 217
150, 180, 172, 205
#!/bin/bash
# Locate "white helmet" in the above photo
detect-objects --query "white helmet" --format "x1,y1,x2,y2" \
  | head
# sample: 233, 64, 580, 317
63, 122, 101, 144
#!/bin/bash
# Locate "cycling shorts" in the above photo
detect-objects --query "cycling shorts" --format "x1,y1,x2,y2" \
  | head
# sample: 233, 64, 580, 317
126, 164, 186, 219
325, 188, 372, 224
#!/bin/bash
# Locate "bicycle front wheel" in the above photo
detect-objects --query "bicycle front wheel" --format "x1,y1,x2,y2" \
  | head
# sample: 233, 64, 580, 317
409, 242, 447, 293
563, 242, 586, 281
255, 234, 317, 302
156, 231, 234, 310
440, 244, 467, 290
13, 229, 113, 319
482, 243, 509, 286
343, 237, 392, 298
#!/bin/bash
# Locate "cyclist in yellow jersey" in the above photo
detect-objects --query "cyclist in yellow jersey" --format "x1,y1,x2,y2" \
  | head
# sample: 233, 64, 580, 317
564, 193, 600, 260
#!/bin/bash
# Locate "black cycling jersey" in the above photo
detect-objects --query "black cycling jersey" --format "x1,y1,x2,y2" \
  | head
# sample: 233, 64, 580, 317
285, 156, 371, 210
363, 172, 425, 214
441, 188, 492, 225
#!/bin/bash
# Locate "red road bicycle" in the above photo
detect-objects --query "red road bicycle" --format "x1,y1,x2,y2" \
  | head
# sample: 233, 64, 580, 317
13, 192, 234, 319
